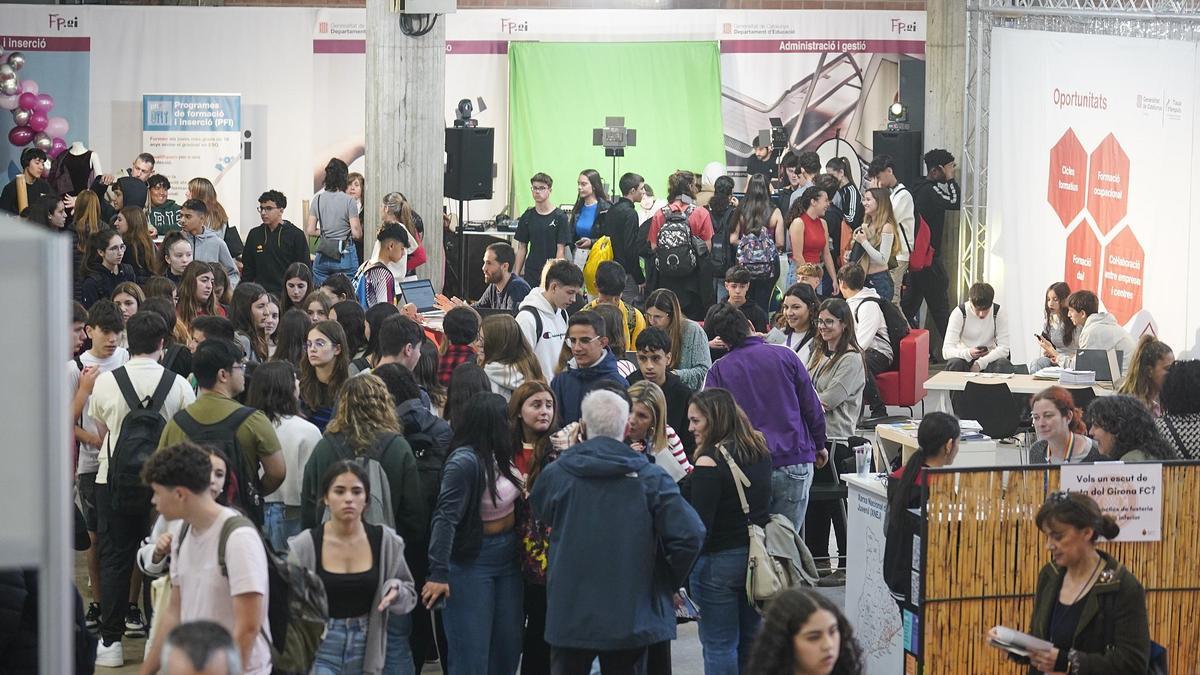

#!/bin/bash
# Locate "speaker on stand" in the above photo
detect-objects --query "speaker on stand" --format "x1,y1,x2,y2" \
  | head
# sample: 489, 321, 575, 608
872, 130, 924, 188
444, 127, 495, 300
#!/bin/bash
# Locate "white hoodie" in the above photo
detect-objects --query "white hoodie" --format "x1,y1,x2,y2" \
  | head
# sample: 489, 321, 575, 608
1078, 312, 1137, 370
846, 287, 892, 361
516, 287, 568, 383
484, 362, 527, 400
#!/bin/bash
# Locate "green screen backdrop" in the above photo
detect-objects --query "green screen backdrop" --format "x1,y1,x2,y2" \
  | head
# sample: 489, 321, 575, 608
509, 41, 724, 214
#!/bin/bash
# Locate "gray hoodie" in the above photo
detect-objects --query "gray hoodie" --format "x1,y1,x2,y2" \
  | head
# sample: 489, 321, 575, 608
1078, 312, 1136, 370
185, 228, 241, 286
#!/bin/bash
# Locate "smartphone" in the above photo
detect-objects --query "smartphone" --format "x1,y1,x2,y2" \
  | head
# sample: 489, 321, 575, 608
430, 597, 446, 611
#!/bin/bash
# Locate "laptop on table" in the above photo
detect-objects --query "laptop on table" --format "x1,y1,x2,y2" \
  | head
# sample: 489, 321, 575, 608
1075, 349, 1124, 383
399, 279, 443, 317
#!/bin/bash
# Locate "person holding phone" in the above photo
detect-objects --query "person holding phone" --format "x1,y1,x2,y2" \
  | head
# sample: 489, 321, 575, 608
1031, 282, 1077, 372
942, 282, 1014, 373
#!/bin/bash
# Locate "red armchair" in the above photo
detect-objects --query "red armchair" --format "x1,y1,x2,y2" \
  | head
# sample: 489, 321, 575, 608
875, 329, 929, 413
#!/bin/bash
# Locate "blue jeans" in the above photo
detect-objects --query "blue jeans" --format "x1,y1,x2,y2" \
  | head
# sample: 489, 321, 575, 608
866, 270, 894, 309
312, 616, 369, 675
384, 611, 416, 675
770, 463, 814, 534
312, 246, 360, 287
443, 531, 523, 675
263, 502, 301, 554
689, 546, 760, 675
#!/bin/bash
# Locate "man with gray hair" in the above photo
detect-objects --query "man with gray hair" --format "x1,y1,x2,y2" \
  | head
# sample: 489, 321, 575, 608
530, 389, 705, 674
161, 620, 242, 675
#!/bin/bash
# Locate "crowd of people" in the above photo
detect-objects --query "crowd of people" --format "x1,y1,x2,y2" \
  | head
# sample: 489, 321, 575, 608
0, 138, 1195, 675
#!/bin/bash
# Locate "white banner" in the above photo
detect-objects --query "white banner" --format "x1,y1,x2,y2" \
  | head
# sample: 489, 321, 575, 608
986, 28, 1200, 363
1060, 463, 1163, 542
142, 93, 242, 227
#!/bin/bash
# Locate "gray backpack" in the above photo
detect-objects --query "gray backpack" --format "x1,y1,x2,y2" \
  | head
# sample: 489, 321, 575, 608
322, 433, 400, 528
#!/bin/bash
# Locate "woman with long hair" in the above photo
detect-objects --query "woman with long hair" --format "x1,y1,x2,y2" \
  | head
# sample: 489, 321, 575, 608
363, 303, 400, 369
1033, 281, 1077, 371
80, 229, 136, 308
281, 262, 314, 315
766, 282, 820, 365
804, 299, 866, 575
292, 460, 418, 675
444, 362, 493, 432
826, 156, 863, 229
271, 308, 312, 370
307, 158, 363, 285
142, 276, 177, 304
246, 360, 322, 551
73, 189, 105, 240
570, 169, 611, 245
1084, 395, 1175, 461
373, 191, 427, 280
644, 288, 711, 391
207, 261, 233, 309
111, 281, 143, 323
851, 187, 900, 304
787, 186, 837, 293
480, 313, 545, 400
175, 261, 221, 326
187, 176, 243, 260
329, 301, 369, 373
730, 174, 784, 312
626, 380, 692, 480
299, 320, 351, 433
347, 172, 366, 261
995, 492, 1149, 675
685, 387, 773, 673
1117, 335, 1174, 416
884, 413, 960, 605
113, 206, 157, 282
414, 339, 448, 413
1029, 386, 1101, 464
158, 232, 193, 285
230, 282, 271, 363
262, 293, 281, 358
422, 392, 524, 675
303, 289, 334, 324
747, 587, 865, 675
707, 175, 738, 287
509, 382, 560, 675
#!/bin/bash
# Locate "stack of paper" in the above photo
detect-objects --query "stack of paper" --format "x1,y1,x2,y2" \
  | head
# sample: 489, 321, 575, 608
1059, 369, 1096, 385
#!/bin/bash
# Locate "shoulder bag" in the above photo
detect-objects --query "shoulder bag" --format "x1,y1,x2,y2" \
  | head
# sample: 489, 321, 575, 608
717, 445, 784, 610
313, 194, 344, 261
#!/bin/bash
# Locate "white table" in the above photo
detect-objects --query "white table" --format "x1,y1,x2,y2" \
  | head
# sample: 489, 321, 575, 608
874, 421, 1023, 468
843, 473, 904, 674
921, 371, 1113, 414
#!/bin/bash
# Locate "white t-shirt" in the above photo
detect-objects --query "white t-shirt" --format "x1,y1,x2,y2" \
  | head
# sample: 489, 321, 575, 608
69, 347, 130, 476
170, 507, 273, 675
88, 357, 196, 485
264, 415, 322, 507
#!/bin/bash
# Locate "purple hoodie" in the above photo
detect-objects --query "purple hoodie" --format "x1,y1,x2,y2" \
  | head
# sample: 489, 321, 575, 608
705, 336, 827, 467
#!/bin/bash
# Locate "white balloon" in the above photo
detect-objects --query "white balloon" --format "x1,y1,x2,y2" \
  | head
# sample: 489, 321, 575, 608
0, 64, 14, 82
6, 52, 25, 72
0, 80, 17, 97
12, 108, 30, 126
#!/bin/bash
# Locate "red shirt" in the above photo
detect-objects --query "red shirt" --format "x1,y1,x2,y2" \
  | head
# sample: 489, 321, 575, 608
437, 343, 477, 386
799, 212, 827, 264
648, 200, 714, 247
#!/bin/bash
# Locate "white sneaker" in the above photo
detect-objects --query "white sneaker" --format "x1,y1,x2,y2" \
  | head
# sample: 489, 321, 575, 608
95, 640, 124, 668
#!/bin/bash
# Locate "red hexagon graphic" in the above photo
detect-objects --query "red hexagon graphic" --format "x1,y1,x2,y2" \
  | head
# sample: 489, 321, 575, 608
1047, 128, 1087, 228
1064, 221, 1101, 293
1101, 225, 1144, 326
1086, 133, 1130, 235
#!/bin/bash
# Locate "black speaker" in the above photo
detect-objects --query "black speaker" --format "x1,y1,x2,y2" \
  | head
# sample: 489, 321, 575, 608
444, 127, 494, 201
441, 229, 506, 301
872, 130, 923, 188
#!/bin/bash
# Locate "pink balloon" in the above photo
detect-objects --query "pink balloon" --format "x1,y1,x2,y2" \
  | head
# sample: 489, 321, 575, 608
18, 79, 37, 95
33, 93, 53, 113
17, 92, 37, 111
0, 94, 17, 111
45, 116, 68, 138
28, 112, 48, 132
49, 136, 67, 158
8, 125, 33, 146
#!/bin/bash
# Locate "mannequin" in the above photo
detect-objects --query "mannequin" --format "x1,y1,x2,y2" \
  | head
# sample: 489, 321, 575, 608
53, 142, 104, 196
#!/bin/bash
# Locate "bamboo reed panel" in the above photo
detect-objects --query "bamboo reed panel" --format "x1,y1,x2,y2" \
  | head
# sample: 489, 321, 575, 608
921, 465, 1200, 675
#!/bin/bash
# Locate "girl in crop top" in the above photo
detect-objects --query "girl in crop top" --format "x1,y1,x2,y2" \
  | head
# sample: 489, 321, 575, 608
480, 472, 521, 521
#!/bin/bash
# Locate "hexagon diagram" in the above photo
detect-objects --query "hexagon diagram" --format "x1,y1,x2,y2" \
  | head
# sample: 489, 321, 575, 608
1047, 128, 1087, 228
1101, 225, 1144, 326
1086, 133, 1130, 235
1064, 221, 1101, 294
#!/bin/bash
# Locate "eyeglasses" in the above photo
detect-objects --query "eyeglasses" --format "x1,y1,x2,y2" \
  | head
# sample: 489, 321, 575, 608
305, 339, 331, 350
231, 363, 247, 372
106, 243, 127, 253
816, 318, 840, 328
530, 185, 550, 192
566, 336, 598, 346
257, 206, 278, 213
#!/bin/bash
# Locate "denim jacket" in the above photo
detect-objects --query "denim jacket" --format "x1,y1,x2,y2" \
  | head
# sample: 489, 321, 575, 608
426, 447, 484, 583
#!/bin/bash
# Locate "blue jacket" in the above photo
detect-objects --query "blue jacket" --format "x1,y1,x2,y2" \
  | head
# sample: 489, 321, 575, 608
425, 448, 484, 583
530, 436, 705, 650
550, 350, 628, 425
705, 336, 827, 467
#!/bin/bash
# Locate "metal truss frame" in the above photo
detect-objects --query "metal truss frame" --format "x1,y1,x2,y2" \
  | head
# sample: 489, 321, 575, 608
959, 0, 1200, 297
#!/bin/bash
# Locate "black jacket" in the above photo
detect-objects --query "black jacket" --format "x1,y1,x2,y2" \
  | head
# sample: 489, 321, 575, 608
910, 177, 960, 259
80, 263, 136, 308
569, 198, 611, 242
0, 570, 96, 675
242, 220, 312, 294
426, 447, 486, 583
597, 197, 645, 284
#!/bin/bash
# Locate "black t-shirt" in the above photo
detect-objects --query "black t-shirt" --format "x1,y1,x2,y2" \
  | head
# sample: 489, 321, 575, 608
514, 207, 571, 286
746, 154, 778, 183
0, 177, 55, 215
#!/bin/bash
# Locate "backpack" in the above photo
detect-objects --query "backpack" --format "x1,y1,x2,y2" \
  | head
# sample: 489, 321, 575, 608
707, 206, 737, 277
854, 296, 911, 361
325, 432, 400, 528
178, 515, 328, 675
399, 408, 451, 516
354, 262, 394, 309
107, 367, 176, 515
908, 184, 937, 272
736, 227, 779, 279
160, 344, 186, 376
957, 302, 1000, 328
173, 406, 264, 525
654, 206, 699, 278
518, 305, 568, 347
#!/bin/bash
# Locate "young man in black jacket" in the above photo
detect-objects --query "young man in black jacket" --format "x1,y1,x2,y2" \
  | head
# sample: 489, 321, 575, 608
593, 172, 647, 306
241, 190, 312, 295
902, 149, 960, 356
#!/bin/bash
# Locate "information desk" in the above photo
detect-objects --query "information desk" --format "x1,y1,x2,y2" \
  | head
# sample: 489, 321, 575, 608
921, 371, 1113, 414
874, 421, 1018, 468
843, 473, 904, 675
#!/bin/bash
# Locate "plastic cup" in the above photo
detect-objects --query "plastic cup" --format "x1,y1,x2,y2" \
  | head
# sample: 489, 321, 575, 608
854, 444, 871, 475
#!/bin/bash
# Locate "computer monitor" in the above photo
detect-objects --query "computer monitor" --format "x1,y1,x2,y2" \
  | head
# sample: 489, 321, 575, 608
1076, 349, 1124, 382
399, 279, 438, 313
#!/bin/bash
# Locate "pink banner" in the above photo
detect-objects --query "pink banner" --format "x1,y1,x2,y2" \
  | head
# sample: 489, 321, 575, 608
720, 39, 924, 54
313, 39, 507, 55
0, 36, 91, 52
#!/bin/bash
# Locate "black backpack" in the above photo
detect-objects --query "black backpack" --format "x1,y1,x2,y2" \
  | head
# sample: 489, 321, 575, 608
107, 367, 176, 515
173, 406, 264, 525
654, 206, 699, 277
518, 305, 568, 347
399, 408, 452, 516
854, 296, 911, 363
707, 206, 737, 277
